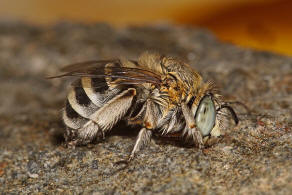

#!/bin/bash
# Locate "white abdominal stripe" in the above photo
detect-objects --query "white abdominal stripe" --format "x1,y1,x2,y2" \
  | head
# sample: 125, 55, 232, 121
63, 78, 136, 137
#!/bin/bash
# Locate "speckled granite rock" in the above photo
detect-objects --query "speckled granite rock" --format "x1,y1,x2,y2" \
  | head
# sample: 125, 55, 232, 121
0, 22, 291, 194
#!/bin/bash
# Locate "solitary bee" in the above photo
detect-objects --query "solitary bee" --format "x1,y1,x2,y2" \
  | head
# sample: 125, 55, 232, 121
50, 52, 238, 161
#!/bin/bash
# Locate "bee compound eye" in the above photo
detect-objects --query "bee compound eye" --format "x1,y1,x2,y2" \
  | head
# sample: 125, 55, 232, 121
195, 96, 216, 136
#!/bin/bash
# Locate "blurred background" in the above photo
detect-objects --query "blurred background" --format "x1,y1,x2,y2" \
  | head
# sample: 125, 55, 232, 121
1, 0, 291, 56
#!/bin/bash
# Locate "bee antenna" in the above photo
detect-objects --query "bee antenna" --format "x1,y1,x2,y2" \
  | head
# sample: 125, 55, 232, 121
225, 101, 251, 114
217, 105, 239, 125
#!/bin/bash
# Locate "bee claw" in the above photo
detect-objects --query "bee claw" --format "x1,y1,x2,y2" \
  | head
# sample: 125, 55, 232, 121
128, 155, 134, 161
114, 153, 135, 165
66, 140, 78, 149
101, 131, 106, 140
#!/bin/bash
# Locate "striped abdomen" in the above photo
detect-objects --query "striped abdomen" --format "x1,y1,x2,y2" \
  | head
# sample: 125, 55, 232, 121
63, 77, 120, 141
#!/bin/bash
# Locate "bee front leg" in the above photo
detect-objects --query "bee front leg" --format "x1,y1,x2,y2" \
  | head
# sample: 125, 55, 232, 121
181, 103, 204, 149
192, 127, 204, 149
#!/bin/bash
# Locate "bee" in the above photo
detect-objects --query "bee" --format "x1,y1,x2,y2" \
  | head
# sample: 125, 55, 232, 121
49, 52, 238, 161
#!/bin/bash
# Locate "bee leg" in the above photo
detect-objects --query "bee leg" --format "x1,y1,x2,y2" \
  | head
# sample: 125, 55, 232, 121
89, 88, 136, 132
78, 120, 102, 142
126, 100, 157, 161
101, 130, 106, 140
192, 129, 204, 149
66, 140, 78, 149
71, 88, 136, 145
203, 135, 221, 147
181, 103, 204, 149
115, 127, 152, 165
64, 127, 81, 148
113, 128, 152, 166
128, 128, 152, 161
116, 100, 157, 164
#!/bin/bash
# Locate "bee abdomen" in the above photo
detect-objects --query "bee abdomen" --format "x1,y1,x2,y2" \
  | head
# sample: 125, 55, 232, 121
63, 100, 87, 129
63, 77, 121, 130
82, 77, 108, 107
67, 85, 98, 118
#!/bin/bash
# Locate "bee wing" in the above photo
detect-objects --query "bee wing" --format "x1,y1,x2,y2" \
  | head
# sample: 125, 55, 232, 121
47, 59, 162, 87
59, 60, 118, 72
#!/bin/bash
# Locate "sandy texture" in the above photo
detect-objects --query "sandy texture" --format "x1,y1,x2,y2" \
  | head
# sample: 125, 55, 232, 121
0, 22, 291, 194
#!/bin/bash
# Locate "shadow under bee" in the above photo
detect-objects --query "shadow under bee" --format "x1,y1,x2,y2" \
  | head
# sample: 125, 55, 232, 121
50, 120, 140, 146
50, 120, 201, 149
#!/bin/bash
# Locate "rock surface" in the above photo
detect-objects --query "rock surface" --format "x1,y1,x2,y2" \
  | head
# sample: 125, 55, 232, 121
0, 22, 291, 194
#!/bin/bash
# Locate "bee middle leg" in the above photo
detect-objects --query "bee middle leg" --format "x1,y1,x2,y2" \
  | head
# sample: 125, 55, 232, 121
128, 127, 152, 161
116, 127, 153, 165
126, 100, 158, 161
115, 100, 157, 164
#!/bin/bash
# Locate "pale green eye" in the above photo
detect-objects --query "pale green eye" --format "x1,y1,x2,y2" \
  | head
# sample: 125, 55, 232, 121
195, 96, 216, 136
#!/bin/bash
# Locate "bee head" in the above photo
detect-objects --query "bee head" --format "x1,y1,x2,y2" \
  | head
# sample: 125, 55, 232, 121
190, 94, 239, 138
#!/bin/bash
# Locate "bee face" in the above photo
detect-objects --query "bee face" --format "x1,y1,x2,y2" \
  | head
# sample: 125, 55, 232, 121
49, 52, 239, 161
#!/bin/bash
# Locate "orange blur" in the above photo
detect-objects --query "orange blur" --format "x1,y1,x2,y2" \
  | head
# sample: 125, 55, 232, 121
0, 0, 291, 56
179, 0, 292, 56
